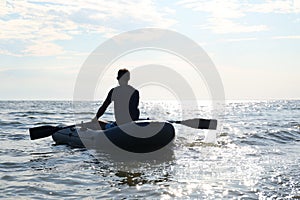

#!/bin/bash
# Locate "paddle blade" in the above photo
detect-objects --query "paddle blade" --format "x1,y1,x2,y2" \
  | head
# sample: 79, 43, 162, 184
29, 125, 60, 140
179, 118, 217, 130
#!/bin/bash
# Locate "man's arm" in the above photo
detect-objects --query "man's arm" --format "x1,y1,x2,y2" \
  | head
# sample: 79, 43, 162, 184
94, 89, 113, 120
132, 90, 139, 108
129, 90, 140, 121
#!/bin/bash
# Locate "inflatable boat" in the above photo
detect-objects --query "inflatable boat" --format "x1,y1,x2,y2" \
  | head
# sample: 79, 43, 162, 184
52, 120, 175, 153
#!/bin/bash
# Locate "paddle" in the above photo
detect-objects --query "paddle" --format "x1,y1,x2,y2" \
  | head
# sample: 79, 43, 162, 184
29, 118, 217, 140
29, 125, 76, 140
168, 118, 217, 130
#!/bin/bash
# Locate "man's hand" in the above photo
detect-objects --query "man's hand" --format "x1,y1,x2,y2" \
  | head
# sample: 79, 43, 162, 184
91, 117, 98, 122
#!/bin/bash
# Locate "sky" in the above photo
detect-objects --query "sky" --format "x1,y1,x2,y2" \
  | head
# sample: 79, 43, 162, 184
0, 0, 300, 100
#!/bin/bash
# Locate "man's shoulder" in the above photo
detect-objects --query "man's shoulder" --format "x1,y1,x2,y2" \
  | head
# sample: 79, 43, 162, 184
108, 88, 114, 94
114, 85, 138, 91
130, 85, 139, 94
129, 85, 139, 91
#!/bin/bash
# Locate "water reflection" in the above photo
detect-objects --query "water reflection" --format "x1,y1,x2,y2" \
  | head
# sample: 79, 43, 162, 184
115, 171, 171, 186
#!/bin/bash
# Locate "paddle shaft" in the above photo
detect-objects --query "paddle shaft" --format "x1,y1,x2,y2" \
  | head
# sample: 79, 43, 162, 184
168, 118, 217, 130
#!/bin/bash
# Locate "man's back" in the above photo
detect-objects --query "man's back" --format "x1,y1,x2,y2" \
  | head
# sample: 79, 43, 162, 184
111, 85, 140, 124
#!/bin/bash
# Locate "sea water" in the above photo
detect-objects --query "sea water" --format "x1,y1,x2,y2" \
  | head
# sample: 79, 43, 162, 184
0, 100, 299, 199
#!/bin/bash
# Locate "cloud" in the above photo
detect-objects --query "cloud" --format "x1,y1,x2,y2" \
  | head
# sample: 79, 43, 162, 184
272, 35, 300, 39
177, 0, 300, 34
222, 37, 258, 42
23, 42, 65, 56
0, 48, 22, 57
203, 18, 268, 34
0, 0, 176, 56
177, 0, 244, 19
246, 0, 299, 14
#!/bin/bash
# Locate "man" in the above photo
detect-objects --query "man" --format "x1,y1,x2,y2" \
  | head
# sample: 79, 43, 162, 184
92, 69, 140, 129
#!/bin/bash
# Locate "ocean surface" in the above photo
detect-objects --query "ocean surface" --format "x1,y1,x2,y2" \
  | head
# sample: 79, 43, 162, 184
0, 100, 299, 199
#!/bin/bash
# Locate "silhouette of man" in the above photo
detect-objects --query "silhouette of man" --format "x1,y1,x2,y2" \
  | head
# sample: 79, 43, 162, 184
92, 69, 140, 129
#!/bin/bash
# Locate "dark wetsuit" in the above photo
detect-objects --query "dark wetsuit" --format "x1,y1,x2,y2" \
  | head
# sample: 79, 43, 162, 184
96, 85, 140, 125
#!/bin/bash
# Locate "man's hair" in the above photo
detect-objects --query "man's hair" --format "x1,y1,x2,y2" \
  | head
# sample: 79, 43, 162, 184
117, 68, 130, 80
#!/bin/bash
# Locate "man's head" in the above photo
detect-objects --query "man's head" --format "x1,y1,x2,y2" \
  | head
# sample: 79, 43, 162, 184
117, 68, 130, 85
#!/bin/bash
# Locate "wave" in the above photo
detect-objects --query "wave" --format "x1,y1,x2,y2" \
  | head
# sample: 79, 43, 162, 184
241, 129, 300, 146
0, 121, 23, 126
266, 130, 299, 144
